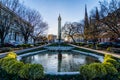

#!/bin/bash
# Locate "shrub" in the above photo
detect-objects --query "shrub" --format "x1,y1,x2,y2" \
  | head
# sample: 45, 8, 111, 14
0, 57, 21, 79
0, 66, 8, 78
6, 52, 17, 59
19, 63, 44, 80
74, 42, 86, 46
0, 58, 16, 72
18, 44, 32, 48
80, 43, 86, 46
38, 42, 46, 45
103, 54, 119, 69
106, 47, 111, 52
103, 63, 118, 75
96, 44, 103, 50
80, 63, 107, 80
0, 58, 16, 67
34, 44, 40, 46
80, 65, 91, 80
88, 63, 107, 79
80, 54, 120, 80
0, 52, 44, 80
0, 59, 6, 76
88, 44, 94, 48
104, 54, 113, 59
0, 47, 13, 53
8, 61, 24, 75
104, 58, 119, 69
102, 63, 119, 80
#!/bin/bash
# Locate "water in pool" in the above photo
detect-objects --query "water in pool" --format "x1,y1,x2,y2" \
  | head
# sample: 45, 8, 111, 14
21, 51, 100, 73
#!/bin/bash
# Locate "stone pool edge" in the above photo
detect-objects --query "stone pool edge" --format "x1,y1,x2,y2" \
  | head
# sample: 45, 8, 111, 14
72, 50, 104, 62
44, 72, 80, 75
69, 44, 120, 59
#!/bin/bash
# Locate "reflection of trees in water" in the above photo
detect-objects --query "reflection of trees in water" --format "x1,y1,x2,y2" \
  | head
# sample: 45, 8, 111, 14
57, 53, 86, 72
69, 54, 75, 72
22, 56, 35, 63
85, 56, 100, 64
61, 54, 72, 72
69, 54, 85, 72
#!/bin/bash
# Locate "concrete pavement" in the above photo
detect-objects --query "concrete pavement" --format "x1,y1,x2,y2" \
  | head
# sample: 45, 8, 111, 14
0, 44, 50, 58
69, 44, 120, 58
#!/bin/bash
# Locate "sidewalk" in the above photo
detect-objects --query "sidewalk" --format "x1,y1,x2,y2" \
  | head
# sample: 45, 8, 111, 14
0, 44, 50, 58
70, 44, 120, 58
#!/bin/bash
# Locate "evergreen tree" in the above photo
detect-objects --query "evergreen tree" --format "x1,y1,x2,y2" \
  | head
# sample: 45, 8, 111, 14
89, 7, 100, 48
94, 7, 100, 42
84, 5, 90, 42
95, 7, 100, 21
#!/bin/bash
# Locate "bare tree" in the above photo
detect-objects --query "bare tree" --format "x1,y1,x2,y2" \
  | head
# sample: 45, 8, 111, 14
21, 23, 33, 44
0, 0, 20, 12
0, 1, 19, 45
62, 22, 83, 43
0, 6, 14, 45
99, 0, 120, 38
12, 5, 31, 44
16, 5, 48, 44
0, 0, 48, 44
32, 21, 48, 44
89, 7, 100, 42
24, 9, 48, 44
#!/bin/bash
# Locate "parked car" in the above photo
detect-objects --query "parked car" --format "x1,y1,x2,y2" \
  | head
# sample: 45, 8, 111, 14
87, 40, 95, 44
98, 42, 113, 48
98, 41, 120, 48
4, 41, 22, 47
11, 42, 22, 47
4, 43, 15, 47
112, 42, 120, 48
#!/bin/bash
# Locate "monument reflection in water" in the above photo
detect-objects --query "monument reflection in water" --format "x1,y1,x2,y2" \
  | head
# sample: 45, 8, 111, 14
21, 51, 100, 73
58, 51, 62, 72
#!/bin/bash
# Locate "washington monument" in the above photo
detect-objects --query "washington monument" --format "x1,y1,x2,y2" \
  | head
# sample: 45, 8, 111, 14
58, 14, 61, 43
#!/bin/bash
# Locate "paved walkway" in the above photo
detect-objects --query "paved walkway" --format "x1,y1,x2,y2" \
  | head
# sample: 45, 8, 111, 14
0, 44, 50, 58
70, 44, 120, 58
1, 43, 120, 59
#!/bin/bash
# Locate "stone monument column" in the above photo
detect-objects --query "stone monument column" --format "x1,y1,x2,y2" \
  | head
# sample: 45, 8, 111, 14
58, 14, 61, 43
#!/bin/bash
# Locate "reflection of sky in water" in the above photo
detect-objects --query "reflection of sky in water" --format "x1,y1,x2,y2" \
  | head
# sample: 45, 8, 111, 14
21, 51, 100, 72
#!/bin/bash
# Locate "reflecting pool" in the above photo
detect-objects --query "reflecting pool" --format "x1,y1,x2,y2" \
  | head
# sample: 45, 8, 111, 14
21, 51, 101, 73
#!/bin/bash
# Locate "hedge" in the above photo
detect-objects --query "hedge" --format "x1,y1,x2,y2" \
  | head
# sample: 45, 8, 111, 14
0, 52, 44, 80
80, 54, 120, 80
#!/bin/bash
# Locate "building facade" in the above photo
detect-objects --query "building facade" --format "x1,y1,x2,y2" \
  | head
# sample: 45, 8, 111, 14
0, 3, 33, 44
48, 34, 57, 43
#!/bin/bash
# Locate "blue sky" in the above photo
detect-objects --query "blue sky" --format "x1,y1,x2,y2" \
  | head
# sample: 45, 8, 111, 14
21, 0, 104, 35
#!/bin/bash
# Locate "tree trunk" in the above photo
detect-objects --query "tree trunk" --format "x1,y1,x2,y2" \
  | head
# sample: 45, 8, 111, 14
118, 35, 120, 38
0, 37, 5, 46
71, 36, 76, 43
33, 38, 37, 44
24, 36, 28, 44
